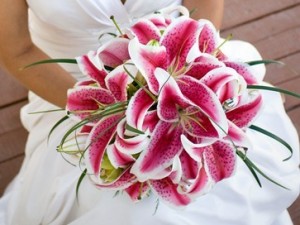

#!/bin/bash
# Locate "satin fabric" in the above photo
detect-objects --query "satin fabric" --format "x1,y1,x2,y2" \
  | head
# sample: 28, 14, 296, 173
0, 1, 299, 224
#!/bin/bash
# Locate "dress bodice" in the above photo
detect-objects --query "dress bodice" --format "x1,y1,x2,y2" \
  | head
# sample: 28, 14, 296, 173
26, 0, 181, 75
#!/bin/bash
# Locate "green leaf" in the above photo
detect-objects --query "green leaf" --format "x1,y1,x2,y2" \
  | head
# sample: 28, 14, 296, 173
247, 85, 300, 98
153, 198, 160, 215
246, 59, 284, 66
236, 151, 262, 187
48, 115, 69, 143
21, 58, 77, 69
76, 169, 87, 201
250, 125, 293, 161
125, 123, 145, 135
98, 32, 117, 42
28, 108, 65, 114
237, 151, 289, 190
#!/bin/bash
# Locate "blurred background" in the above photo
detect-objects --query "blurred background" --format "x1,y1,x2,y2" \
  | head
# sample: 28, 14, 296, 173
0, 0, 299, 223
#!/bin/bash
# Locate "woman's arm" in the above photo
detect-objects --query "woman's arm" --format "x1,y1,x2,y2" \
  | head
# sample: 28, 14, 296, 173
0, 0, 76, 108
182, 0, 224, 29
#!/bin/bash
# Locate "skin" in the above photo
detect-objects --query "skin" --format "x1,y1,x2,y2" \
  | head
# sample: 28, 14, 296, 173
0, 0, 224, 108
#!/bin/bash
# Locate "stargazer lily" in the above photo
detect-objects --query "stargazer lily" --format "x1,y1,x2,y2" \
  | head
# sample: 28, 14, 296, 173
129, 69, 228, 181
66, 63, 136, 121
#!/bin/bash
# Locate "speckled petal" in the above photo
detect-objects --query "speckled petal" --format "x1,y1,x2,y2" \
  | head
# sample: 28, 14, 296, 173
85, 114, 123, 175
142, 110, 160, 133
125, 182, 151, 202
225, 61, 259, 84
105, 65, 134, 101
130, 121, 183, 182
150, 177, 191, 207
130, 19, 161, 44
161, 16, 200, 70
66, 86, 115, 119
155, 68, 191, 122
198, 19, 219, 54
180, 151, 199, 180
181, 135, 215, 162
178, 166, 211, 197
129, 38, 167, 94
76, 51, 108, 88
226, 92, 263, 128
203, 141, 236, 182
178, 75, 228, 137
186, 53, 224, 80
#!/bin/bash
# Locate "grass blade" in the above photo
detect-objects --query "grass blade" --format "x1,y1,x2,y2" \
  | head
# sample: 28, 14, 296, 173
76, 169, 87, 201
21, 58, 77, 69
237, 151, 262, 187
247, 85, 300, 98
29, 108, 65, 114
250, 125, 293, 161
246, 59, 283, 66
237, 151, 289, 190
126, 123, 145, 135
48, 115, 69, 143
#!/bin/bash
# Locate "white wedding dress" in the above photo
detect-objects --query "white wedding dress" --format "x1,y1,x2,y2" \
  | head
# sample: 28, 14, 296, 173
0, 0, 299, 224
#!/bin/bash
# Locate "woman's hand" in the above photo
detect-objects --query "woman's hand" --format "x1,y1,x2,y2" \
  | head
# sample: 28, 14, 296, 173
0, 0, 76, 108
182, 0, 224, 29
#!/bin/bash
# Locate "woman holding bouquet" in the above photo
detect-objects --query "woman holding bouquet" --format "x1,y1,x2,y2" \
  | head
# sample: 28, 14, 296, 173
0, 0, 299, 225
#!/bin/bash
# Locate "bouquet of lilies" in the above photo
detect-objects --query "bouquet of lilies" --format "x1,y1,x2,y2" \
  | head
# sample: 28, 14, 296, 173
35, 6, 298, 207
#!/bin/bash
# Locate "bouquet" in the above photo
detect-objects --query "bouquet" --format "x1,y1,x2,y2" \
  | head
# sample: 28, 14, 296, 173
36, 6, 298, 207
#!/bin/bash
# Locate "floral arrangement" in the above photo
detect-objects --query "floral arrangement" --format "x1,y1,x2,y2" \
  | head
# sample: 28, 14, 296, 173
35, 6, 299, 207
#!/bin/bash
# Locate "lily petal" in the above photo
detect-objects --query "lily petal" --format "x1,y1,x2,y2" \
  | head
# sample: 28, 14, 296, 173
181, 135, 215, 162
106, 144, 135, 169
129, 38, 167, 94
200, 67, 247, 104
178, 75, 228, 137
147, 14, 171, 30
178, 166, 211, 197
105, 64, 135, 101
131, 121, 183, 182
76, 51, 108, 88
115, 119, 150, 155
226, 121, 252, 150
130, 19, 161, 44
225, 61, 259, 85
142, 110, 160, 133
203, 141, 236, 182
161, 16, 200, 70
186, 53, 224, 80
85, 114, 123, 175
97, 38, 130, 68
150, 177, 191, 207
125, 182, 151, 202
226, 92, 263, 128
198, 19, 219, 54
180, 151, 199, 180
95, 168, 137, 189
126, 88, 155, 131
155, 68, 191, 122
66, 86, 115, 119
